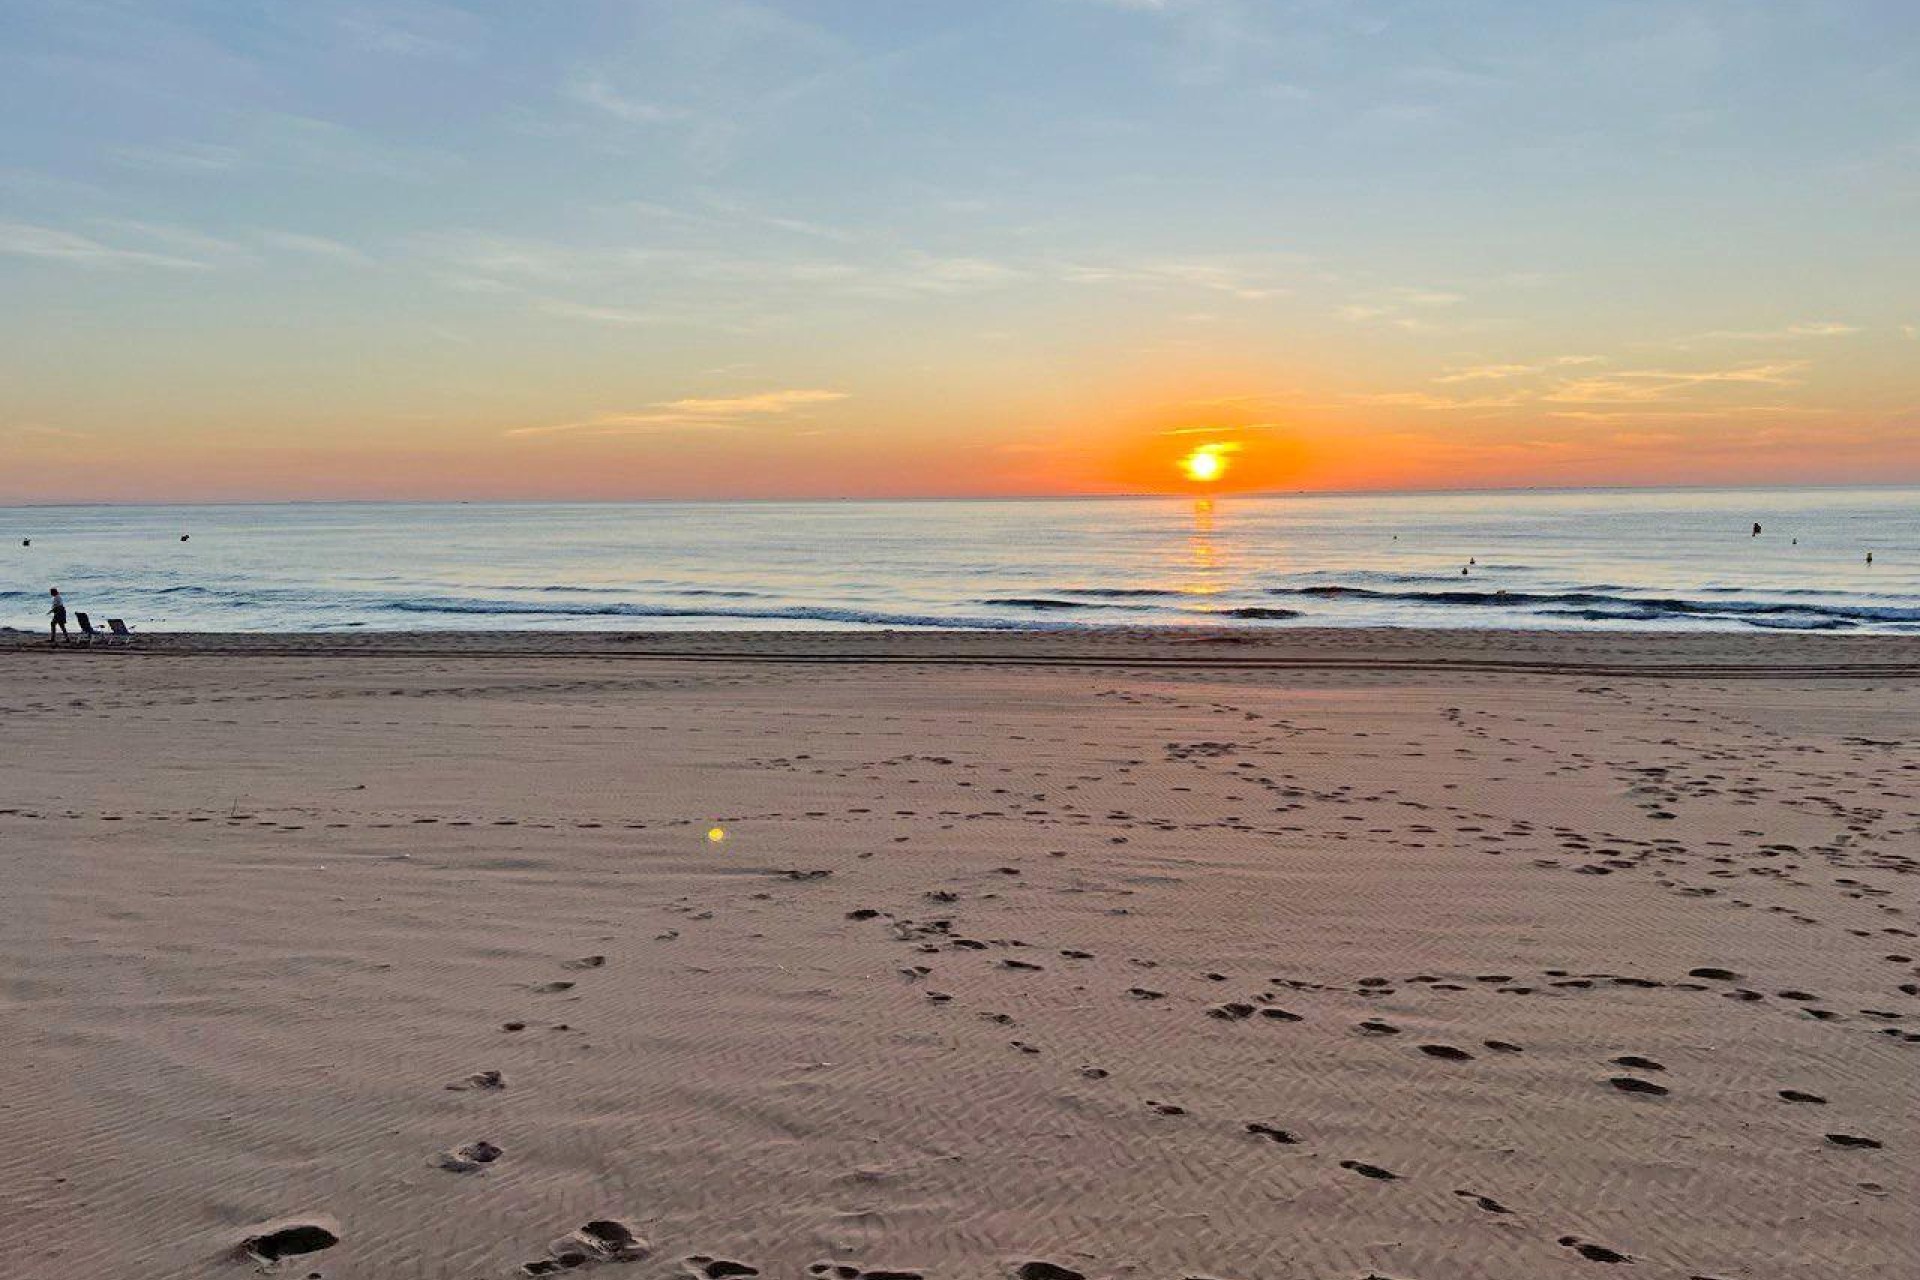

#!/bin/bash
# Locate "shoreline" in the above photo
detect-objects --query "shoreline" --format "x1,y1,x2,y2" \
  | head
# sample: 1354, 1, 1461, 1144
6, 626, 1920, 678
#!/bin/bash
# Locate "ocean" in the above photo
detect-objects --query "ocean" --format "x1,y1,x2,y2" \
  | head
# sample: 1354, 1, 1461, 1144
4, 487, 1916, 634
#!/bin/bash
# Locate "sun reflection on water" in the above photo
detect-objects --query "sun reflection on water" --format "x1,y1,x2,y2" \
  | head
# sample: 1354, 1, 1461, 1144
1183, 497, 1226, 597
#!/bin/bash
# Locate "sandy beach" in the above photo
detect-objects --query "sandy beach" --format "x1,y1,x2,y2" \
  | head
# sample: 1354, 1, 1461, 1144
2, 629, 1915, 1280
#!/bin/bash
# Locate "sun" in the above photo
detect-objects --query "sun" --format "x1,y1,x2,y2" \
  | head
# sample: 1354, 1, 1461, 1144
1178, 442, 1235, 484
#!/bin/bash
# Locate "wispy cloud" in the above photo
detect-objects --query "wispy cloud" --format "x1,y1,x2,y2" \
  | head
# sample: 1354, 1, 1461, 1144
109, 141, 242, 173
1543, 362, 1806, 404
673, 191, 859, 244
1358, 358, 1821, 421
1690, 321, 1860, 342
532, 299, 664, 326
94, 218, 256, 266
1550, 405, 1830, 422
0, 221, 212, 269
2, 422, 92, 442
1062, 258, 1287, 300
111, 115, 446, 183
1433, 363, 1535, 383
1338, 287, 1466, 330
565, 78, 691, 125
260, 231, 371, 264
509, 389, 848, 438
1434, 355, 1603, 383
334, 5, 485, 61
660, 390, 847, 415
1351, 390, 1530, 411
420, 227, 1312, 330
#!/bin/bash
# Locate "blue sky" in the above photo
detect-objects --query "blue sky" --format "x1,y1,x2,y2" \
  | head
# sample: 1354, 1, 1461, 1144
3, 1, 1917, 498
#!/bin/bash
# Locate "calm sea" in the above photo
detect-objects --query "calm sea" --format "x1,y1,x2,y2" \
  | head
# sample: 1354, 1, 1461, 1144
4, 488, 1916, 634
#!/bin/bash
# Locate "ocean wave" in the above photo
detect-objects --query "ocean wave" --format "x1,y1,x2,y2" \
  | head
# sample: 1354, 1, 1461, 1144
981, 596, 1106, 610
1051, 587, 1183, 598
1288, 569, 1456, 586
1207, 606, 1304, 620
1271, 585, 1920, 627
382, 596, 1075, 631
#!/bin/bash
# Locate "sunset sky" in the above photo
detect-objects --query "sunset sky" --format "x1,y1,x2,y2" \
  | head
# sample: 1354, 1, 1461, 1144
3, 1, 1917, 501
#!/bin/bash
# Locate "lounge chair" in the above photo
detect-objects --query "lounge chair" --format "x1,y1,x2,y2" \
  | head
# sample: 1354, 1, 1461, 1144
75, 612, 102, 646
106, 618, 136, 646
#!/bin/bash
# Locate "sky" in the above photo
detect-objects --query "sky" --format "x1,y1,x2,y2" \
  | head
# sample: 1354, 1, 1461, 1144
2, 0, 1917, 502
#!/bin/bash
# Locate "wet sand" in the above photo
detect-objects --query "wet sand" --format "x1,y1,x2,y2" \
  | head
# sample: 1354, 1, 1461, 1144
1, 630, 1915, 1279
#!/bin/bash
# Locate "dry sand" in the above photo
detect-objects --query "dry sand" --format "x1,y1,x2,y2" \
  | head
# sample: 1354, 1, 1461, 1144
1, 629, 1915, 1280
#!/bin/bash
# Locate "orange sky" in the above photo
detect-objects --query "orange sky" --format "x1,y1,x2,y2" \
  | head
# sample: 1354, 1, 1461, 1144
3, 3, 1917, 502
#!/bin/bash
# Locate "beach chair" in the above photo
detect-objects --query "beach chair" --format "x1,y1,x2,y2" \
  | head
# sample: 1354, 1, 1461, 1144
74, 612, 102, 646
106, 618, 136, 646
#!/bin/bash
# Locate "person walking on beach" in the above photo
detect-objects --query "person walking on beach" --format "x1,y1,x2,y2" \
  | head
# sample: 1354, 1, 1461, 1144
48, 587, 70, 645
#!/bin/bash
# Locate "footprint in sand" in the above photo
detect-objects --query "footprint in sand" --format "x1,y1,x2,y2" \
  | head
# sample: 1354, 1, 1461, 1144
1777, 1089, 1826, 1104
1016, 1263, 1086, 1280
1246, 1122, 1299, 1144
446, 1069, 505, 1091
1453, 1189, 1513, 1214
1339, 1160, 1397, 1181
1206, 1002, 1256, 1020
810, 1264, 924, 1280
561, 955, 606, 970
1826, 1133, 1883, 1149
434, 1140, 503, 1172
686, 1256, 760, 1279
1145, 1100, 1187, 1116
240, 1221, 339, 1267
1418, 1044, 1474, 1061
523, 1220, 649, 1274
1611, 1055, 1665, 1072
1558, 1236, 1631, 1264
1609, 1076, 1669, 1096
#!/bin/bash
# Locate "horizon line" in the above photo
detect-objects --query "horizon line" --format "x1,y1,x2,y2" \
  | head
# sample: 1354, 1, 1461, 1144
4, 479, 1920, 511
